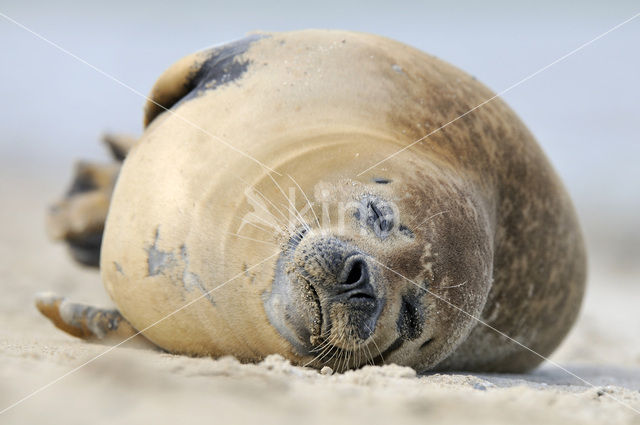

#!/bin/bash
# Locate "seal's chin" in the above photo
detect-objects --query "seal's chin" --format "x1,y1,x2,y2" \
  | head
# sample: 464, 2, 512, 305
264, 229, 385, 362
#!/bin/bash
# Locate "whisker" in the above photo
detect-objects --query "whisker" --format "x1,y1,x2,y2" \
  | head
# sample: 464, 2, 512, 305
233, 175, 296, 236
304, 332, 338, 368
239, 219, 275, 234
266, 173, 311, 232
315, 342, 336, 364
288, 174, 321, 229
226, 232, 277, 246
321, 333, 340, 368
248, 184, 296, 230
309, 335, 333, 353
364, 323, 384, 365
364, 338, 375, 366
327, 327, 343, 371
248, 193, 294, 234
243, 209, 286, 233
412, 210, 449, 230
348, 339, 355, 370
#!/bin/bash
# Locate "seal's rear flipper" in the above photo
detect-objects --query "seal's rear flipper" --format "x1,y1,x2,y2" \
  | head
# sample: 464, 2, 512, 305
102, 133, 137, 161
35, 292, 154, 348
46, 162, 118, 267
47, 133, 138, 268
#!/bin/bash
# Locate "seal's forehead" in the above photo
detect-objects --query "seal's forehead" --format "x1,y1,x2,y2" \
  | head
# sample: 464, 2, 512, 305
311, 178, 395, 202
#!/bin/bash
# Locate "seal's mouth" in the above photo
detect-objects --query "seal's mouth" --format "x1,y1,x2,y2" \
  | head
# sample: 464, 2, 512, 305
303, 277, 323, 345
288, 227, 308, 250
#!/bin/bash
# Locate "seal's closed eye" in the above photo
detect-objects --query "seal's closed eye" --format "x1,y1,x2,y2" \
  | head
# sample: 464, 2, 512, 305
362, 196, 394, 238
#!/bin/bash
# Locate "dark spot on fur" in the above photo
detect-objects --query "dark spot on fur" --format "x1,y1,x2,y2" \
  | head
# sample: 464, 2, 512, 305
372, 177, 392, 184
188, 35, 262, 94
145, 34, 266, 126
180, 244, 215, 306
397, 294, 424, 341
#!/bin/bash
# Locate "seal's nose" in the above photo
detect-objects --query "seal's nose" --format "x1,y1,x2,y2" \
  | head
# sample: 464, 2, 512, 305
291, 235, 376, 302
335, 255, 374, 300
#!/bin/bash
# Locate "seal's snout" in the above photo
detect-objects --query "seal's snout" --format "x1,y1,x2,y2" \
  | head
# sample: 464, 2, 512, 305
265, 231, 385, 357
293, 236, 374, 302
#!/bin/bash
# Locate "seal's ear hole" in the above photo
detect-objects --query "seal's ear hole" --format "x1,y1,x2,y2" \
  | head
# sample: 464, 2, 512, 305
143, 34, 266, 128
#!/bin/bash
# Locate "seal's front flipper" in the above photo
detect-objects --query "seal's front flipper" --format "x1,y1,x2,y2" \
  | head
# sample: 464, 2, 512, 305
35, 293, 154, 348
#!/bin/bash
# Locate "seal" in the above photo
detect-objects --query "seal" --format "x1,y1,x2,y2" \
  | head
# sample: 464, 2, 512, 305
38, 29, 586, 373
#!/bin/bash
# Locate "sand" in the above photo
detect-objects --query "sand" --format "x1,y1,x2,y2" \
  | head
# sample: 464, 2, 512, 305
1, 168, 640, 425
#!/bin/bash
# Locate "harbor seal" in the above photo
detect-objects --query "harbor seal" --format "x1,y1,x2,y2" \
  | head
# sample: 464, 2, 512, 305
38, 29, 586, 373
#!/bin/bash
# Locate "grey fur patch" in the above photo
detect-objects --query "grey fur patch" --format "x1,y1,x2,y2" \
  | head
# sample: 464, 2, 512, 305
180, 245, 215, 306
146, 228, 175, 276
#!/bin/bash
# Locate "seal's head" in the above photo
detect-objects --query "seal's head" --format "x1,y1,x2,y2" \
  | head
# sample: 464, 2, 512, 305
263, 169, 494, 372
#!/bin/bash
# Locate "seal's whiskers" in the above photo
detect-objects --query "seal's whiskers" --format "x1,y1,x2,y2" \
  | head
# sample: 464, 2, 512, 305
303, 331, 340, 367
266, 172, 311, 232
288, 174, 321, 229
364, 323, 385, 366
236, 177, 295, 235
239, 219, 275, 234
226, 232, 277, 246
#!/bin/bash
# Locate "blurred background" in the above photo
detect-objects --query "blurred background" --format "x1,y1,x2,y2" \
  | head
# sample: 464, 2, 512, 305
0, 0, 638, 359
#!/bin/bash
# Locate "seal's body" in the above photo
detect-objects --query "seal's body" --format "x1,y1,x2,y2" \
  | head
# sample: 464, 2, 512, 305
39, 30, 586, 373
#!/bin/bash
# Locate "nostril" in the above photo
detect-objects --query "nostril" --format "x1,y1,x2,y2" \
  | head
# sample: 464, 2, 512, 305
345, 260, 364, 285
340, 258, 368, 287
